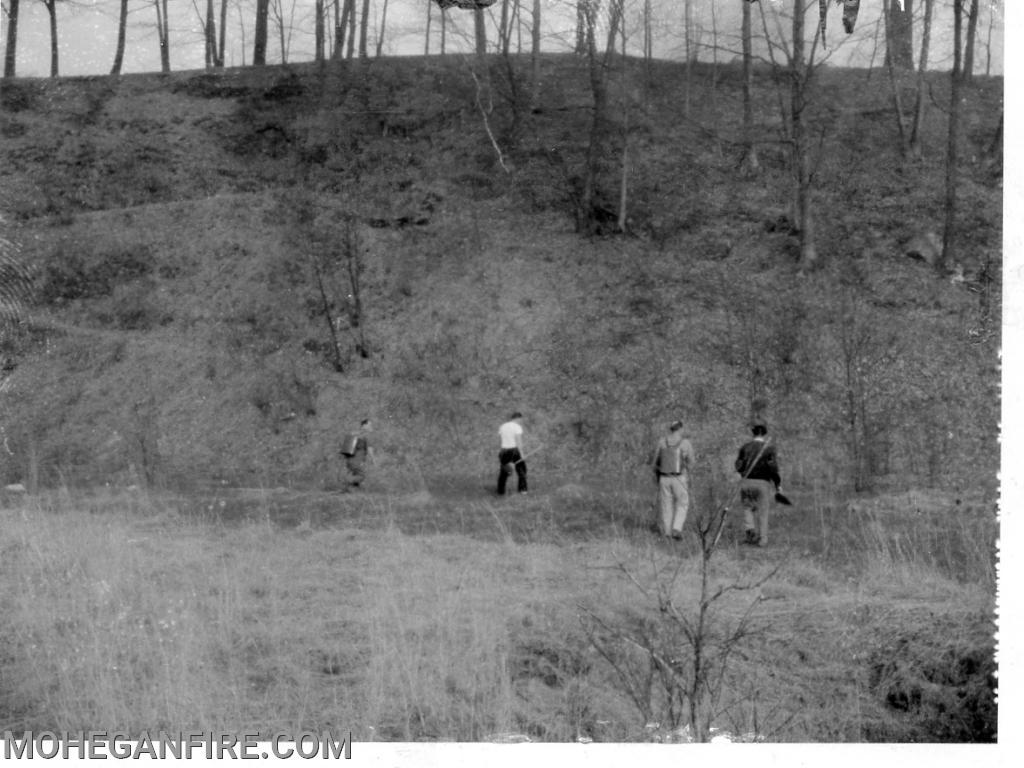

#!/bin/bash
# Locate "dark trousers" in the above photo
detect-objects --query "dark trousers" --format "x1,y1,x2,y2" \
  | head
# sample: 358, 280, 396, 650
497, 448, 527, 494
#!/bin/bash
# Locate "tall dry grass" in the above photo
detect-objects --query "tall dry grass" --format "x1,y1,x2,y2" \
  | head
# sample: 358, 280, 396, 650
0, 484, 996, 742
0, 491, 603, 740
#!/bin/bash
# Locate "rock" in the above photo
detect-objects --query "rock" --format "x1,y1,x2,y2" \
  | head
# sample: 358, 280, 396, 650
904, 231, 941, 266
555, 483, 588, 499
400, 490, 434, 506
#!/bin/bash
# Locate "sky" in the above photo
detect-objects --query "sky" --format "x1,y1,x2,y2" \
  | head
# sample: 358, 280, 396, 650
0, 0, 1005, 79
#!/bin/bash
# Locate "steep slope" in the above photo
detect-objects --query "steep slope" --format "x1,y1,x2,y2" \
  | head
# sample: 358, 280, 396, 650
0, 56, 1001, 496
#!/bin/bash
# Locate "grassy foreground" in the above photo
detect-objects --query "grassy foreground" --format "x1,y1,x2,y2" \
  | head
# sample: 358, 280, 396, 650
0, 484, 996, 743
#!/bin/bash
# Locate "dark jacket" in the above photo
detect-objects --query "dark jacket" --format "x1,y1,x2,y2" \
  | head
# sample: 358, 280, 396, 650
735, 438, 781, 487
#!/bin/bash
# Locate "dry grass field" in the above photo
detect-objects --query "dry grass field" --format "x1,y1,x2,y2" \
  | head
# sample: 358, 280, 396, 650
0, 478, 995, 742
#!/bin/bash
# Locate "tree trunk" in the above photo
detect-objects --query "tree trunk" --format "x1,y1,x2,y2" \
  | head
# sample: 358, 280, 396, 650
474, 5, 488, 55
205, 0, 218, 68
575, 1, 587, 55
962, 0, 979, 82
218, 0, 227, 66
792, 0, 817, 269
358, 0, 370, 58
111, 0, 129, 75
684, 0, 693, 116
425, 0, 432, 55
375, 0, 389, 57
275, 0, 290, 63
315, 0, 325, 61
643, 0, 652, 75
740, 0, 759, 173
45, 0, 58, 77
254, 0, 269, 65
236, 1, 247, 65
984, 0, 995, 77
337, 0, 350, 59
883, 0, 910, 155
909, 0, 934, 157
347, 0, 357, 58
578, 0, 623, 235
499, 0, 511, 55
885, 0, 913, 69
617, 15, 628, 233
155, 0, 171, 73
441, 4, 447, 55
3, 0, 19, 79
941, 0, 964, 273
530, 0, 541, 109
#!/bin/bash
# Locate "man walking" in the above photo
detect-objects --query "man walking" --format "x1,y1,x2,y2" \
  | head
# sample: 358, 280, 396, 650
651, 419, 695, 539
496, 412, 528, 495
734, 420, 782, 547
341, 418, 375, 489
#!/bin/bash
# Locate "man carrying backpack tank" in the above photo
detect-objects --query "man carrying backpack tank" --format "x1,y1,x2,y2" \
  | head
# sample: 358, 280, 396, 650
340, 419, 375, 489
651, 419, 696, 539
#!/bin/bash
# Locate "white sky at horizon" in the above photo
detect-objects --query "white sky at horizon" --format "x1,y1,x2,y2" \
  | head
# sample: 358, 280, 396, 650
0, 0, 1005, 79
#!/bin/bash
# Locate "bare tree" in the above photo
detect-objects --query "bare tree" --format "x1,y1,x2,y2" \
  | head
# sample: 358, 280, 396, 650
236, 0, 247, 64
961, 0, 979, 82
530, 0, 541, 108
203, 0, 222, 67
909, 0, 935, 157
474, 3, 488, 55
498, 0, 511, 54
577, 0, 624, 235
347, 0, 357, 57
36, 0, 61, 77
941, 0, 964, 273
885, 0, 913, 69
333, 0, 355, 60
790, 0, 818, 269
111, 0, 129, 75
683, 0, 693, 116
358, 0, 370, 57
883, 0, 910, 155
582, 501, 780, 743
3, 0, 20, 78
616, 10, 628, 232
315, 0, 325, 60
375, 0, 390, 57
739, 0, 759, 173
984, 0, 998, 77
219, 0, 227, 66
154, 0, 171, 72
642, 0, 652, 75
254, 0, 270, 64
269, 0, 298, 63
425, 0, 433, 55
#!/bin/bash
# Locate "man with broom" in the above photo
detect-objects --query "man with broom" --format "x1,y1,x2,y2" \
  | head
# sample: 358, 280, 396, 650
496, 412, 528, 495
735, 420, 786, 547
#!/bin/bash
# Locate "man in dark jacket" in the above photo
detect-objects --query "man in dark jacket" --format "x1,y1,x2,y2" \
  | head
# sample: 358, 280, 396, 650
735, 420, 783, 547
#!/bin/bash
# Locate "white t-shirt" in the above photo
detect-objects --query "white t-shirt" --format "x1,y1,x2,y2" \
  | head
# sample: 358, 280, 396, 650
498, 420, 523, 449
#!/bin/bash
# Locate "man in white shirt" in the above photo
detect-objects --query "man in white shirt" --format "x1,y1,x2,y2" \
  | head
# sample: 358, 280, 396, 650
497, 412, 527, 495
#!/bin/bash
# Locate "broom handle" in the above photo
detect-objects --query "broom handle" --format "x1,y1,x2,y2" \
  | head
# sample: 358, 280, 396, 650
709, 437, 772, 552
512, 444, 543, 465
